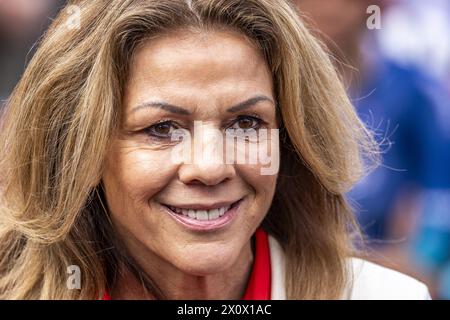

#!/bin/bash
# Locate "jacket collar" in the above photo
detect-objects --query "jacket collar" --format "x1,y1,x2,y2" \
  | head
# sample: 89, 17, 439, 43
268, 234, 287, 299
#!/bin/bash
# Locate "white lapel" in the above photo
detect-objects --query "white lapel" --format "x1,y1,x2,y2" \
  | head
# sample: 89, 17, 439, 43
267, 235, 431, 300
268, 235, 287, 299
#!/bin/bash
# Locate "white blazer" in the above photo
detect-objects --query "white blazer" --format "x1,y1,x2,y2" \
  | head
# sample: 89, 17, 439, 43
268, 235, 431, 300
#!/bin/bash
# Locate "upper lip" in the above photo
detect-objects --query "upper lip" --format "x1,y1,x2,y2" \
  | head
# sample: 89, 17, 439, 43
162, 199, 242, 211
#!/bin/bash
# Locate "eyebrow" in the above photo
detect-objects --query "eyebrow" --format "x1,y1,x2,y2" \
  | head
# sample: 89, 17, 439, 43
130, 95, 274, 115
131, 101, 191, 115
226, 95, 274, 113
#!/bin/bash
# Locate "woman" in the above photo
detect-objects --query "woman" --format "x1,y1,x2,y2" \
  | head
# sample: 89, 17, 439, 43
0, 0, 430, 299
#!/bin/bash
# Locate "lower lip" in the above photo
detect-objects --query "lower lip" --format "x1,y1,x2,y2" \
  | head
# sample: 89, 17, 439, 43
162, 199, 243, 232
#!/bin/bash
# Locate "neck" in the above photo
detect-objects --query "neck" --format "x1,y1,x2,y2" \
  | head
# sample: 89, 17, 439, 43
110, 236, 254, 300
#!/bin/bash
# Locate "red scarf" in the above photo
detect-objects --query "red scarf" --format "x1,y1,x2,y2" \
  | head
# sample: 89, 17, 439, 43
103, 228, 271, 300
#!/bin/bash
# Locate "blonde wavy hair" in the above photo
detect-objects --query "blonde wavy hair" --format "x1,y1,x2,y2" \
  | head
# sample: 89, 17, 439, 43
0, 0, 377, 299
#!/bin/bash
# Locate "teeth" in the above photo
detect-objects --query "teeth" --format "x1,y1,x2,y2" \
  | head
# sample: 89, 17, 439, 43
208, 209, 219, 220
169, 204, 233, 220
196, 210, 208, 221
171, 206, 181, 214
188, 209, 196, 218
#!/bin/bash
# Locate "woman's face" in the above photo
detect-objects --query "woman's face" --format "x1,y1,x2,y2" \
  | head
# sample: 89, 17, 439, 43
102, 29, 279, 276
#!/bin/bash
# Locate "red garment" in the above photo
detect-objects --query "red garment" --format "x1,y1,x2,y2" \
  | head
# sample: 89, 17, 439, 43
102, 228, 271, 300
241, 228, 271, 300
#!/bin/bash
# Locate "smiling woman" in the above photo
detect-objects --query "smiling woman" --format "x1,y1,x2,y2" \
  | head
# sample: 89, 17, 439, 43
0, 0, 430, 300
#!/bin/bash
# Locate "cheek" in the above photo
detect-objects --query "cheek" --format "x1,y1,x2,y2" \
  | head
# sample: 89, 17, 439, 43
235, 136, 279, 201
236, 164, 278, 205
102, 146, 178, 215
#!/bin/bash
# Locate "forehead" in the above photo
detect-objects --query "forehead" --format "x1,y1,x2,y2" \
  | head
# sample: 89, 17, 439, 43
124, 29, 274, 111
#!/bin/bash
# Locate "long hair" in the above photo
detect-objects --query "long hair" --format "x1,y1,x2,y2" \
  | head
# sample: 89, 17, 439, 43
0, 0, 378, 299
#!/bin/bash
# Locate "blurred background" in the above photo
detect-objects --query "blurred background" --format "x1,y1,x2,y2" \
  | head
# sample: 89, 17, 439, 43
1, 0, 450, 299
292, 0, 450, 299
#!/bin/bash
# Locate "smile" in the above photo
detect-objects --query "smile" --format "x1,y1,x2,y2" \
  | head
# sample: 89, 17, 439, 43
161, 199, 243, 231
167, 205, 231, 221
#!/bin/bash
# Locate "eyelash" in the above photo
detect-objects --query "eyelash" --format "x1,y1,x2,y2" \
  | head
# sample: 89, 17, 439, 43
142, 118, 181, 140
143, 114, 265, 140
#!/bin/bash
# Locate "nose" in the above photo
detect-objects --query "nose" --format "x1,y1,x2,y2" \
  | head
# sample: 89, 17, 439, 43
178, 123, 236, 186
178, 160, 236, 186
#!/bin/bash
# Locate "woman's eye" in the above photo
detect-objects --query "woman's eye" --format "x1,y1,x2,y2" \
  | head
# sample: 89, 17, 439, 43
145, 121, 178, 138
229, 116, 262, 131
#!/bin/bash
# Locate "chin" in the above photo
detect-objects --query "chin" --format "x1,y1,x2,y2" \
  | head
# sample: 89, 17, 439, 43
172, 242, 243, 276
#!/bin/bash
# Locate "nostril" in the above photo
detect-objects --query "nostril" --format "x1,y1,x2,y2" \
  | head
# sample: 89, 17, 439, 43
178, 162, 236, 186
185, 177, 230, 186
187, 179, 205, 186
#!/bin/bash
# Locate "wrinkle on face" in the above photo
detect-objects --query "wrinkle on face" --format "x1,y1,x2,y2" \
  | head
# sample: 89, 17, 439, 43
102, 28, 279, 299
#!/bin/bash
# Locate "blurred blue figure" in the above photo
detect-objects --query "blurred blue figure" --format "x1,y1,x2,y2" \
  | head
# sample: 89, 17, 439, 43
348, 54, 450, 242
414, 189, 450, 299
349, 56, 450, 299
294, 0, 450, 298
440, 262, 450, 299
351, 21, 450, 301
373, 0, 450, 299
378, 0, 450, 92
